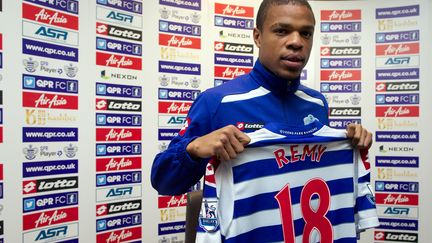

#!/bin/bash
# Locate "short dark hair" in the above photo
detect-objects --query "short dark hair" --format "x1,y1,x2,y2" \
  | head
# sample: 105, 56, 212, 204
256, 0, 315, 31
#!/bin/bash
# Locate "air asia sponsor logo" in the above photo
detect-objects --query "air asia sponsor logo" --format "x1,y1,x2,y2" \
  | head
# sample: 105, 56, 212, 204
379, 145, 414, 153
376, 106, 419, 117
96, 98, 142, 112
376, 43, 419, 56
96, 22, 142, 42
96, 6, 142, 28
22, 91, 78, 110
22, 160, 78, 178
23, 176, 78, 194
376, 55, 419, 68
22, 21, 79, 46
96, 37, 142, 56
96, 171, 141, 187
376, 93, 419, 105
158, 101, 192, 114
23, 207, 78, 230
96, 113, 141, 127
377, 118, 418, 130
377, 206, 418, 219
100, 70, 138, 81
320, 70, 361, 81
214, 66, 252, 79
378, 218, 418, 231
320, 22, 361, 32
159, 61, 200, 75
159, 33, 201, 49
320, 58, 361, 69
96, 82, 141, 98
158, 195, 187, 208
329, 107, 361, 117
215, 3, 253, 18
214, 15, 254, 29
96, 156, 141, 172
159, 75, 201, 89
22, 127, 78, 143
158, 129, 179, 140
160, 208, 186, 222
376, 30, 419, 43
376, 5, 419, 19
23, 57, 78, 78
96, 213, 141, 232
376, 193, 418, 206
22, 38, 78, 62
23, 0, 79, 14
214, 41, 253, 54
96, 226, 142, 243
375, 180, 419, 193
25, 109, 77, 126
96, 143, 141, 157
376, 68, 419, 80
160, 0, 201, 10
214, 53, 253, 67
23, 223, 79, 242
96, 52, 142, 70
96, 185, 141, 202
158, 88, 200, 101
376, 131, 419, 143
96, 128, 141, 142
321, 10, 361, 21
374, 231, 417, 242
325, 94, 361, 106
320, 46, 361, 56
22, 74, 78, 94
159, 20, 201, 36
219, 30, 251, 40
236, 122, 264, 131
320, 34, 361, 45
158, 221, 186, 235
23, 191, 78, 212
22, 3, 79, 30
97, 0, 143, 14
158, 115, 187, 128
328, 119, 360, 129
96, 199, 141, 217
375, 82, 419, 92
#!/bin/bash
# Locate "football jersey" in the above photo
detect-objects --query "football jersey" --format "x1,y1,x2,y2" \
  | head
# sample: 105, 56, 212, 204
196, 121, 379, 243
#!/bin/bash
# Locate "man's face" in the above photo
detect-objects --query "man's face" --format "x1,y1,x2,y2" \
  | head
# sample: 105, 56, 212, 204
254, 4, 315, 80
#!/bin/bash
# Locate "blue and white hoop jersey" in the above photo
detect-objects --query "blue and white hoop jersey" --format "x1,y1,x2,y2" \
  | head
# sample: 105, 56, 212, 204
197, 121, 379, 243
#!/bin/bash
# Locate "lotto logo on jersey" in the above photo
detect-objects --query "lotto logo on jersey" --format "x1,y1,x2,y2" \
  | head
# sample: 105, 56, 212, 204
96, 52, 142, 70
320, 70, 361, 81
23, 207, 78, 230
96, 128, 142, 142
376, 82, 419, 92
158, 101, 192, 114
236, 122, 264, 131
96, 199, 142, 216
215, 3, 254, 17
22, 91, 78, 110
214, 66, 252, 79
159, 33, 201, 49
96, 156, 142, 172
158, 195, 187, 208
22, 3, 79, 30
22, 176, 78, 194
376, 106, 419, 117
375, 193, 418, 206
321, 10, 361, 21
376, 43, 419, 56
96, 226, 142, 243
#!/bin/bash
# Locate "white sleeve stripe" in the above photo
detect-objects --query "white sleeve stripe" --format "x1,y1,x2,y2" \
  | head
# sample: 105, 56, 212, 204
294, 90, 325, 107
221, 86, 270, 103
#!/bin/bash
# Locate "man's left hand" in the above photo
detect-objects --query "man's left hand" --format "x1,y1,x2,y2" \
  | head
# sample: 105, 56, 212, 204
346, 124, 373, 149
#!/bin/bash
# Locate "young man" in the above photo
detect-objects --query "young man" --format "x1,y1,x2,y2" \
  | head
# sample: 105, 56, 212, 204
151, 0, 372, 195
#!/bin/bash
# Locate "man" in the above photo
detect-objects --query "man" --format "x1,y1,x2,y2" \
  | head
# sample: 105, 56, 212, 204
151, 0, 372, 196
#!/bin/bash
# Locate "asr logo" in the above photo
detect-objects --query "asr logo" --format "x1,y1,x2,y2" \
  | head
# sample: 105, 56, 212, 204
107, 11, 133, 23
36, 27, 68, 40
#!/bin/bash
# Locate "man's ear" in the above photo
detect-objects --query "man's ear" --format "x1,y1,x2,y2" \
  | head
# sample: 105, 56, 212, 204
253, 27, 261, 48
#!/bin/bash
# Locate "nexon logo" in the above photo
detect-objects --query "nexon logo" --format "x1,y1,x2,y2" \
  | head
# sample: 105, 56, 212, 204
214, 41, 253, 54
329, 107, 361, 116
320, 46, 361, 56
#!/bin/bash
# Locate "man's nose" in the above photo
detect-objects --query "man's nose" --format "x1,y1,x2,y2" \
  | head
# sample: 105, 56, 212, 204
285, 32, 303, 50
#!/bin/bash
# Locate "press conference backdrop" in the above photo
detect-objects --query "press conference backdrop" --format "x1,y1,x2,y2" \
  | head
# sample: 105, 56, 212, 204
0, 0, 430, 242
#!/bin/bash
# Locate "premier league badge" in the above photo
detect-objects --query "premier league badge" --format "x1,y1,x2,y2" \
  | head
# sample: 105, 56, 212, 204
199, 199, 219, 232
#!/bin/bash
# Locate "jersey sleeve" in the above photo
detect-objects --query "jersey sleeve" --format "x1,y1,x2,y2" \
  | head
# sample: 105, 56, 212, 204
151, 93, 215, 195
354, 149, 380, 232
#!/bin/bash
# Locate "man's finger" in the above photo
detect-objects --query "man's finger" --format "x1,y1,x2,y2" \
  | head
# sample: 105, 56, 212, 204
234, 129, 251, 146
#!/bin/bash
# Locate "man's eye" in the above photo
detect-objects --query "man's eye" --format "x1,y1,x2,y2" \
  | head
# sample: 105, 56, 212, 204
275, 29, 287, 35
302, 31, 313, 38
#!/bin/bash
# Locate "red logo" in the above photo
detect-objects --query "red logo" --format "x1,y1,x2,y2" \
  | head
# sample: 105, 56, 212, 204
320, 70, 361, 81
375, 193, 418, 206
23, 207, 78, 230
158, 101, 192, 114
158, 195, 187, 208
178, 118, 190, 136
22, 180, 37, 194
374, 231, 385, 240
214, 41, 224, 51
96, 22, 108, 35
214, 66, 252, 79
22, 91, 78, 110
96, 128, 142, 142
22, 3, 79, 30
96, 204, 108, 216
159, 33, 201, 49
0, 127, 3, 143
96, 52, 142, 70
0, 163, 3, 180
376, 43, 419, 56
96, 226, 142, 243
215, 3, 254, 18
320, 10, 361, 21
96, 157, 142, 172
95, 98, 107, 110
376, 106, 419, 117
0, 33, 3, 50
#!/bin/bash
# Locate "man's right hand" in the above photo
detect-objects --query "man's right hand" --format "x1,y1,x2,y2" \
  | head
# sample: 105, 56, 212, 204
186, 125, 251, 161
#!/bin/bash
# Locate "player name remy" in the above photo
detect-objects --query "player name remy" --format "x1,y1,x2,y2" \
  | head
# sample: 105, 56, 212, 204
273, 144, 327, 169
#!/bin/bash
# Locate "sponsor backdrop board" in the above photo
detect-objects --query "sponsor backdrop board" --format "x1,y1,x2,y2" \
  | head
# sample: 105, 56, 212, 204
0, 0, 430, 243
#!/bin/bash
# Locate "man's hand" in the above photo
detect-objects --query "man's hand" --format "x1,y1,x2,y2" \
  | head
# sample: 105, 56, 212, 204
346, 123, 373, 149
186, 125, 251, 161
